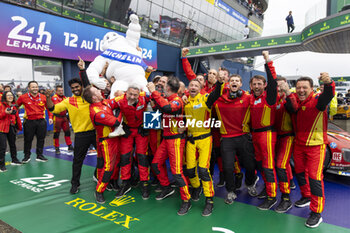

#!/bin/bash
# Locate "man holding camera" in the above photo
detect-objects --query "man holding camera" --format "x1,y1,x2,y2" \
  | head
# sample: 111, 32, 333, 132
0, 91, 22, 171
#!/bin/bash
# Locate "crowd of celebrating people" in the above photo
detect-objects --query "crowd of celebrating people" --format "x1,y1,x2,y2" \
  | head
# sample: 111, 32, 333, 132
0, 49, 335, 228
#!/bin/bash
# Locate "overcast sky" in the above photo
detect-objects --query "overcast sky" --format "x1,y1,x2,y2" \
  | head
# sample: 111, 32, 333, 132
254, 0, 350, 79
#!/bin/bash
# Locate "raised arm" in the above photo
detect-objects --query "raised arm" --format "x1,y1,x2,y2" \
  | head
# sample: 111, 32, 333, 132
279, 81, 298, 114
181, 48, 196, 81
206, 76, 225, 109
316, 73, 335, 111
147, 82, 182, 115
263, 51, 277, 106
45, 89, 68, 114
77, 56, 91, 88
152, 92, 182, 115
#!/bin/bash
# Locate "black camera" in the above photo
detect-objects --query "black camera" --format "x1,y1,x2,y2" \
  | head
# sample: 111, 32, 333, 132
155, 84, 164, 93
7, 105, 17, 114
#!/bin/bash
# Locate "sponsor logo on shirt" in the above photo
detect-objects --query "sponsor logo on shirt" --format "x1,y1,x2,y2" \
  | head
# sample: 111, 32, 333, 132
254, 98, 261, 105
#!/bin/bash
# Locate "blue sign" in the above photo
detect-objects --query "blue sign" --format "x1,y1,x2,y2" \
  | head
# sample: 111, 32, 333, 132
0, 2, 157, 68
143, 110, 161, 129
214, 0, 248, 25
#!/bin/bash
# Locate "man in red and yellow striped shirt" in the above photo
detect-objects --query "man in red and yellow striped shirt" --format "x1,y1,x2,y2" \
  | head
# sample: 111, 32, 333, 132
83, 85, 122, 204
48, 85, 73, 154
214, 74, 259, 204
274, 77, 297, 213
249, 51, 278, 210
17, 81, 48, 163
285, 74, 335, 228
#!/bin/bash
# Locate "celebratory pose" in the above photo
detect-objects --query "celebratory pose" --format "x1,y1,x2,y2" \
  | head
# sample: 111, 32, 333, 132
184, 75, 223, 216
82, 85, 122, 204
46, 77, 96, 194
214, 74, 259, 204
285, 73, 335, 228
147, 77, 192, 216
249, 51, 278, 210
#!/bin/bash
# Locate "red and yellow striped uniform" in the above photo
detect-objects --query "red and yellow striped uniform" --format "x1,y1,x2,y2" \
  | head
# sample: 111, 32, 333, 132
275, 94, 294, 194
249, 61, 278, 198
214, 91, 251, 137
49, 94, 72, 148
151, 91, 191, 201
287, 81, 335, 213
17, 93, 47, 120
89, 99, 121, 193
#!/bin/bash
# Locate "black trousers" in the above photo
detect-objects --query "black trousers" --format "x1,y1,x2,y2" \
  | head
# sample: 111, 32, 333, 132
71, 130, 96, 186
209, 147, 221, 176
221, 134, 257, 192
287, 23, 295, 33
23, 119, 47, 158
0, 126, 18, 166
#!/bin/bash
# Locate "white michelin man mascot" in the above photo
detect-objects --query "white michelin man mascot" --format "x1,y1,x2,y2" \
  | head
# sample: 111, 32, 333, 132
86, 14, 150, 137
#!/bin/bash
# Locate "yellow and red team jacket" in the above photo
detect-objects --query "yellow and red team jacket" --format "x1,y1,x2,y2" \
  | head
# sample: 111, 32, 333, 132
185, 81, 223, 137
50, 94, 94, 133
151, 92, 184, 137
48, 94, 67, 120
250, 61, 278, 131
17, 93, 47, 120
214, 89, 251, 138
286, 81, 335, 146
89, 99, 122, 139
110, 92, 150, 128
275, 94, 295, 136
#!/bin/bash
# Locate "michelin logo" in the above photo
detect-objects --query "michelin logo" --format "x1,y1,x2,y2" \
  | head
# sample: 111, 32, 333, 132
143, 110, 161, 129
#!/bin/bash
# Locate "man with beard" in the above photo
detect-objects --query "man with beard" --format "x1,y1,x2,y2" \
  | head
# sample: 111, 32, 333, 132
17, 81, 48, 163
219, 67, 230, 83
249, 51, 279, 210
214, 74, 259, 204
48, 85, 74, 154
46, 77, 96, 194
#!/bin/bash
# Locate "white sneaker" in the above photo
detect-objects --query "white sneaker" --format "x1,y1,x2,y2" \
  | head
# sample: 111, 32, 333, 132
247, 176, 259, 197
224, 191, 237, 204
